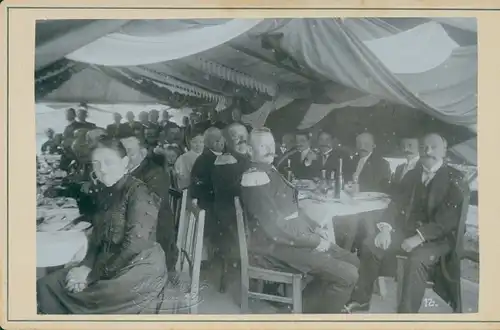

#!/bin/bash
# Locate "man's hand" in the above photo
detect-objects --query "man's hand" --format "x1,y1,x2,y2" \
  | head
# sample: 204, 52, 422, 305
400, 235, 424, 253
315, 238, 331, 252
65, 265, 91, 293
314, 227, 331, 241
374, 230, 392, 250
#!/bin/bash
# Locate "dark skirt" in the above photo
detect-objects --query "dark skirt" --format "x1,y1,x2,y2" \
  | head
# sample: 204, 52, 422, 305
37, 243, 167, 314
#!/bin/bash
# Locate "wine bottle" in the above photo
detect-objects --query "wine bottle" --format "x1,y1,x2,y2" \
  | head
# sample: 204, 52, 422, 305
286, 159, 293, 182
335, 158, 344, 198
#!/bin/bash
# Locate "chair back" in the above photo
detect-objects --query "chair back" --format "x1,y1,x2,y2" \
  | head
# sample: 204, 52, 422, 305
454, 176, 472, 259
176, 191, 205, 294
175, 189, 189, 272
168, 187, 183, 226
235, 197, 250, 284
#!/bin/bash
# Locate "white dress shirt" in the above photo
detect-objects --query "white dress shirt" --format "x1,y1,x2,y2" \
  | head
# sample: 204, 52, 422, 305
321, 148, 333, 166
421, 159, 444, 186
353, 152, 372, 182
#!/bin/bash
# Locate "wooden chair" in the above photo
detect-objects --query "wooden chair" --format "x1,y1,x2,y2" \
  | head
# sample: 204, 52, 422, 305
158, 191, 205, 314
235, 196, 305, 313
168, 187, 183, 227
396, 177, 476, 313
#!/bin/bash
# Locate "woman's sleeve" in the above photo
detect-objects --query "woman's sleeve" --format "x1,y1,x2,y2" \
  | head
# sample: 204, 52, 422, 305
80, 228, 98, 269
105, 184, 161, 273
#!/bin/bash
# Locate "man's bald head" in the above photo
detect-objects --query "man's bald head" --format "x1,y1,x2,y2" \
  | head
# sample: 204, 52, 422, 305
204, 127, 225, 153
226, 123, 249, 155
420, 133, 448, 169
356, 132, 376, 157
249, 128, 276, 164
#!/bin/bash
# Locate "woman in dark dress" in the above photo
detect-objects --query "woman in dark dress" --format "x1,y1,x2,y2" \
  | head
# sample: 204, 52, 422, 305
37, 138, 168, 314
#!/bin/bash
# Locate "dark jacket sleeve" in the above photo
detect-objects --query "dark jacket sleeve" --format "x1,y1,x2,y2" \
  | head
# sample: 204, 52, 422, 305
104, 184, 161, 275
417, 178, 466, 241
241, 176, 321, 249
378, 158, 392, 193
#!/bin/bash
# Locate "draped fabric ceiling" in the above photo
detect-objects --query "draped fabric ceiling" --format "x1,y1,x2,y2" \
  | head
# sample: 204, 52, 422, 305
35, 17, 477, 164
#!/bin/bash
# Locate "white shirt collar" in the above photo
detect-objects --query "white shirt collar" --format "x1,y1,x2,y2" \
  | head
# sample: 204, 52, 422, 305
423, 159, 444, 173
211, 150, 222, 156
300, 148, 311, 159
322, 148, 333, 156
360, 152, 372, 161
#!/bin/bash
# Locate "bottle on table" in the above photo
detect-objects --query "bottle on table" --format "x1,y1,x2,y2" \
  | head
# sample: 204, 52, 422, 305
335, 158, 344, 198
286, 159, 294, 182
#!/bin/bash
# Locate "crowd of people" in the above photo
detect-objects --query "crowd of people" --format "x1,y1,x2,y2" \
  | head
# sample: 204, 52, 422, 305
36, 102, 468, 315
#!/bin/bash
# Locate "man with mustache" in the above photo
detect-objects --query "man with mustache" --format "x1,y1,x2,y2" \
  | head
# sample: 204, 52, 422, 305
311, 130, 348, 179
390, 136, 421, 194
124, 111, 142, 137
189, 127, 225, 211
287, 130, 317, 179
346, 132, 391, 192
210, 123, 252, 291
345, 133, 467, 313
240, 128, 360, 313
106, 112, 127, 138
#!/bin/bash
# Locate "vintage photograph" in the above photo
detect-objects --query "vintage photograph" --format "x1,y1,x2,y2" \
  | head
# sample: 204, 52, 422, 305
34, 18, 478, 315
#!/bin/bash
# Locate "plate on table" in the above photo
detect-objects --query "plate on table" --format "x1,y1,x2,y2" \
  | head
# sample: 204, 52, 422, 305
293, 180, 316, 190
37, 208, 81, 232
63, 221, 92, 232
352, 192, 389, 201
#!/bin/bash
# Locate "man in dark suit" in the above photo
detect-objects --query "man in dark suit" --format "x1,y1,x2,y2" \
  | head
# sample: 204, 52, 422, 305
120, 135, 178, 271
106, 112, 127, 138
211, 124, 252, 266
189, 127, 225, 211
311, 131, 348, 179
240, 128, 360, 313
346, 132, 391, 192
390, 136, 421, 195
76, 108, 97, 130
288, 131, 316, 179
124, 111, 142, 137
345, 133, 466, 313
229, 107, 253, 132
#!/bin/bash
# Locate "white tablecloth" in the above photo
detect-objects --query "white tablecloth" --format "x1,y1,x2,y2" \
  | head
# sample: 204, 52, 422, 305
299, 197, 391, 227
298, 191, 391, 245
37, 231, 88, 268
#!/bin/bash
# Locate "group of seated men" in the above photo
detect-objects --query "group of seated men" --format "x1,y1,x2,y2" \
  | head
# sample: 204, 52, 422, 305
40, 102, 467, 314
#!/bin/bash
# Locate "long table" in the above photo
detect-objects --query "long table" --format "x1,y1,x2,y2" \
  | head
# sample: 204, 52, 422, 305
297, 185, 391, 251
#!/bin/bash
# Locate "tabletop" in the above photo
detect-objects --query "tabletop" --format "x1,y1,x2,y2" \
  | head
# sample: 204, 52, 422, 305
37, 231, 88, 268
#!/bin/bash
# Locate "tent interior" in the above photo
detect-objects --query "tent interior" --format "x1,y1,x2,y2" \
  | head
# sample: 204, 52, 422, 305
35, 18, 477, 166
34, 17, 479, 313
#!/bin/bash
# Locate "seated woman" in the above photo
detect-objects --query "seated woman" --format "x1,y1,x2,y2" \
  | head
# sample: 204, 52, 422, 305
174, 132, 204, 190
37, 138, 168, 314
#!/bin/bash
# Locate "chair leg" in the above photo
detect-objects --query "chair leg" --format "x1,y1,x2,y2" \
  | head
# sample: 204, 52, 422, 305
292, 276, 303, 313
219, 258, 227, 293
241, 278, 250, 313
396, 256, 407, 309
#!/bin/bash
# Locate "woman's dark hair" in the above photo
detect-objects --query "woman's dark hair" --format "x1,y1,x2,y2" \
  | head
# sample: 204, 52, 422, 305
94, 137, 127, 158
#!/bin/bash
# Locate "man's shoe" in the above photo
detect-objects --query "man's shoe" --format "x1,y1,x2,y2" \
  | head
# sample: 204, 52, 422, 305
342, 301, 370, 313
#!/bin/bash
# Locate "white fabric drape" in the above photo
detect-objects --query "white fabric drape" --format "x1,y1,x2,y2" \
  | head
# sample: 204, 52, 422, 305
297, 95, 380, 129
66, 19, 263, 66
277, 18, 477, 127
363, 22, 459, 74
241, 96, 294, 128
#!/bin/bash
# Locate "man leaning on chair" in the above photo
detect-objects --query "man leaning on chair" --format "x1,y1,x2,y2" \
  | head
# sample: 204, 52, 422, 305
344, 133, 467, 313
